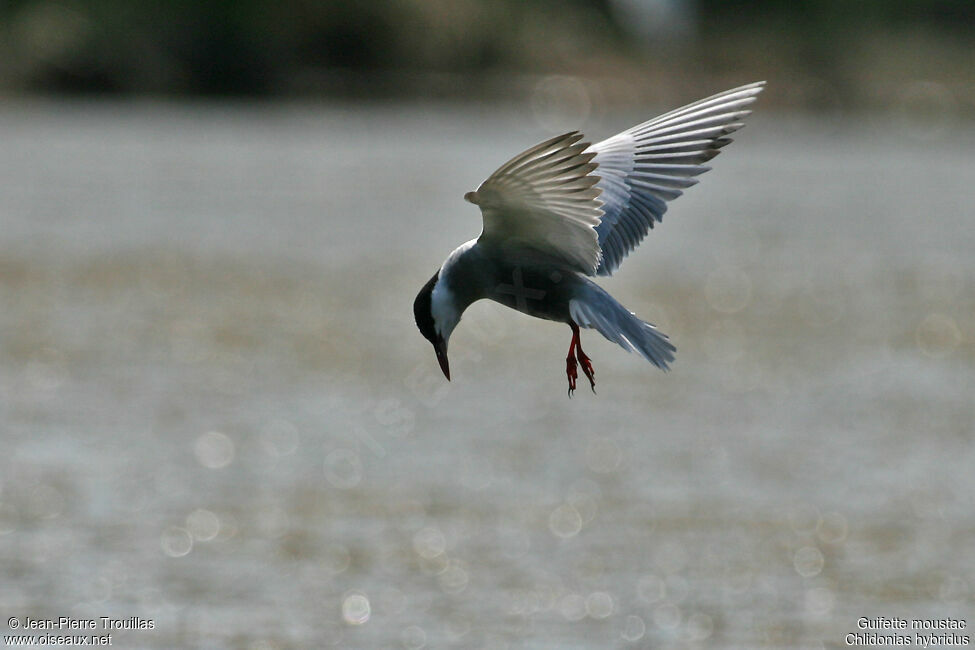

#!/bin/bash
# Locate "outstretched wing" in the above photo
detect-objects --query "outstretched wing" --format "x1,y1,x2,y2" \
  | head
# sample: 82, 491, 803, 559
589, 81, 765, 276
467, 131, 604, 276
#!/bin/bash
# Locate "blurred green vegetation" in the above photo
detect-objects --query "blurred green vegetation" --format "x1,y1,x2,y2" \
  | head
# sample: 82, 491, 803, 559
1, 0, 972, 108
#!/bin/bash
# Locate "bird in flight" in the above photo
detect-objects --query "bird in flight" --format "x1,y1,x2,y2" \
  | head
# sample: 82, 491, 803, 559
414, 82, 765, 394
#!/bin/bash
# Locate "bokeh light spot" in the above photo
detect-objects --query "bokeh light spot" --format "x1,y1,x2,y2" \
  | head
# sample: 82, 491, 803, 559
413, 527, 446, 559
548, 503, 583, 539
787, 504, 821, 534
193, 431, 235, 469
342, 592, 370, 625
559, 593, 587, 622
419, 552, 449, 575
186, 508, 220, 541
637, 574, 665, 604
793, 546, 825, 577
438, 560, 469, 594
620, 614, 646, 642
401, 625, 426, 649
585, 591, 614, 619
567, 479, 601, 524
160, 527, 193, 557
805, 586, 835, 617
586, 437, 622, 474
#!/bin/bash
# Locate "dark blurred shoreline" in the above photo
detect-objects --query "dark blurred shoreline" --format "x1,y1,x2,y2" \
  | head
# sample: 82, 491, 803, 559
1, 70, 972, 127
1, 0, 973, 116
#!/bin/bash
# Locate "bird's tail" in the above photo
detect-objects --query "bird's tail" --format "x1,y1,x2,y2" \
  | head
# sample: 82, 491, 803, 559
569, 282, 676, 370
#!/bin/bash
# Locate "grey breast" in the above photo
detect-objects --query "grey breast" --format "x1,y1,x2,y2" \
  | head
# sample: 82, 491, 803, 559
485, 260, 580, 323
446, 241, 581, 323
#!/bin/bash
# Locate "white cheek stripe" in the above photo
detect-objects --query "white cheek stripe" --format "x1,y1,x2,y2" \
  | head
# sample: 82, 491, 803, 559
430, 281, 458, 339
430, 239, 476, 339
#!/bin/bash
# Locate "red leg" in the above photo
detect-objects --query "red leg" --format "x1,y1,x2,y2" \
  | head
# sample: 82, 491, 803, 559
566, 323, 579, 396
575, 333, 596, 393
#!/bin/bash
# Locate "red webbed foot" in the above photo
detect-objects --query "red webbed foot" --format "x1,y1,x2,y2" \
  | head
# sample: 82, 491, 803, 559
565, 320, 594, 396
566, 353, 578, 396
576, 347, 596, 393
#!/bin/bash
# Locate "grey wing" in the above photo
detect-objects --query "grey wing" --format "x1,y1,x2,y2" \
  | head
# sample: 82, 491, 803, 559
468, 131, 604, 276
588, 81, 765, 276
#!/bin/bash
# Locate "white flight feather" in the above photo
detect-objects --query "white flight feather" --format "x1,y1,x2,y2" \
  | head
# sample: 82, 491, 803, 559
587, 81, 766, 275
466, 131, 604, 276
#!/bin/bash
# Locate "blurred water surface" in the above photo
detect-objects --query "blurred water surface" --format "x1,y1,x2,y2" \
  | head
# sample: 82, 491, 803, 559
0, 101, 973, 649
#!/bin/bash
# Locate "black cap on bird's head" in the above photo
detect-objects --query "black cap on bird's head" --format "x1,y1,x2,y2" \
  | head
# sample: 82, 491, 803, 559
413, 270, 450, 380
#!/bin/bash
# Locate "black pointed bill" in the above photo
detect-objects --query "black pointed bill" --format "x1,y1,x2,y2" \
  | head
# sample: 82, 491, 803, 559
434, 337, 450, 380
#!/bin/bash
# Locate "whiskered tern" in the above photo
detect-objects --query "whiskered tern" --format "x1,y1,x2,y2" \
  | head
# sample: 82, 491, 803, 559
414, 82, 765, 394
